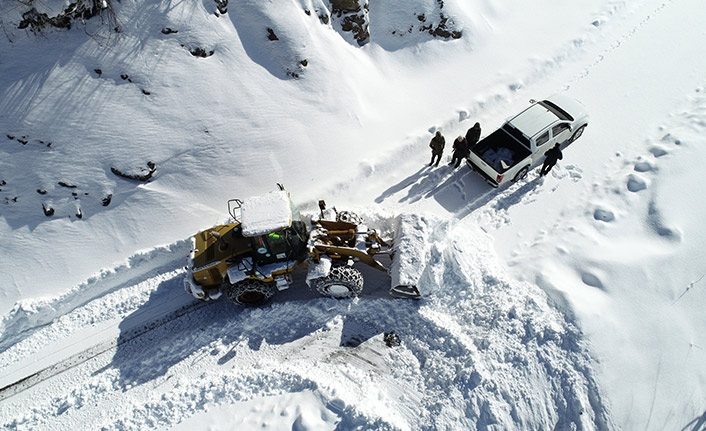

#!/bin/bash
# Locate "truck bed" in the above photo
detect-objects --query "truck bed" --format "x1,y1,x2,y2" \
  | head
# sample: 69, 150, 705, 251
471, 127, 531, 174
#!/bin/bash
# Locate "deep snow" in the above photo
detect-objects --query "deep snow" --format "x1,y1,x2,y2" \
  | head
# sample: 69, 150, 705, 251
1, 0, 706, 429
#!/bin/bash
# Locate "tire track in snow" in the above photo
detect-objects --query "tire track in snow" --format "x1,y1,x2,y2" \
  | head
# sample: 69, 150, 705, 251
564, 0, 675, 91
0, 279, 204, 402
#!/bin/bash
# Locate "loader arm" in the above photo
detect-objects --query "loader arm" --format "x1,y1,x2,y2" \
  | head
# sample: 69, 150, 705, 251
310, 243, 388, 272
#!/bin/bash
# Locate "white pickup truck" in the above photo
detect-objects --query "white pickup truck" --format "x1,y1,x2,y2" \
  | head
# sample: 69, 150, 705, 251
466, 94, 589, 187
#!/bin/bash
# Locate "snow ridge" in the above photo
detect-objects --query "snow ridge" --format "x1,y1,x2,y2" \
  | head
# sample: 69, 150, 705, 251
0, 240, 190, 355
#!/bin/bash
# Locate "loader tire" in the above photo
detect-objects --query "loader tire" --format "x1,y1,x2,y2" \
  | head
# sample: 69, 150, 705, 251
312, 265, 364, 299
227, 279, 276, 306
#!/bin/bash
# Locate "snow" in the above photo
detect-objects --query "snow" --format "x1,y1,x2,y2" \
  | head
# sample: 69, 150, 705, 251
239, 190, 293, 237
389, 213, 436, 294
171, 391, 340, 431
1, 0, 706, 429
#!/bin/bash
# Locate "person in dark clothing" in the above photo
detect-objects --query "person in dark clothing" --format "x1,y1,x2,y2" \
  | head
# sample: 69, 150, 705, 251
449, 135, 469, 168
428, 131, 445, 166
540, 142, 563, 176
465, 122, 481, 149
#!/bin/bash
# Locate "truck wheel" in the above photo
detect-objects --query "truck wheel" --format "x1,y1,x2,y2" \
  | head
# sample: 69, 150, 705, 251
312, 265, 364, 299
227, 279, 276, 306
570, 125, 586, 142
513, 166, 529, 182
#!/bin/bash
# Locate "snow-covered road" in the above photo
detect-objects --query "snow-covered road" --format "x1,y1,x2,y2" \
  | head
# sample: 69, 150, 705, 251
2, 0, 706, 429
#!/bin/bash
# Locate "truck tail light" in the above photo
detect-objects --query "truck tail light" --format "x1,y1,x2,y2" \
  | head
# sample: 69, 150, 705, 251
496, 174, 504, 183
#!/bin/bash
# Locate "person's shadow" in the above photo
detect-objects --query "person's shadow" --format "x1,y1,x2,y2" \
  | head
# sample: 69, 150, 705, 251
375, 167, 431, 204
682, 411, 706, 431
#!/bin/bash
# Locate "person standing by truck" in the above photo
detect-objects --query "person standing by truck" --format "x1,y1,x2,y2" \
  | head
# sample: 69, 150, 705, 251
465, 122, 481, 149
540, 142, 563, 176
449, 135, 469, 168
428, 131, 445, 167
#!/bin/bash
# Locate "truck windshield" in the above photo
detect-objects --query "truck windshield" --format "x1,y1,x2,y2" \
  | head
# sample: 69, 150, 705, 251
539, 101, 574, 121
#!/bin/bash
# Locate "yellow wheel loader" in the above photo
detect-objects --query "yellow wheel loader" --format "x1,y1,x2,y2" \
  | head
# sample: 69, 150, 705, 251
184, 185, 422, 306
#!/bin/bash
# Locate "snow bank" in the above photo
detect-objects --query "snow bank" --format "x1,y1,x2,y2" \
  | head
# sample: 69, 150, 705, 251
171, 390, 340, 431
0, 240, 190, 354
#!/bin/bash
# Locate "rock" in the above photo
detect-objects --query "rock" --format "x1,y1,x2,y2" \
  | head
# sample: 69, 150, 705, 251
330, 0, 369, 46
215, 0, 228, 15
42, 203, 54, 216
267, 28, 279, 41
384, 332, 401, 348
330, 0, 361, 13
188, 47, 214, 58
111, 162, 156, 182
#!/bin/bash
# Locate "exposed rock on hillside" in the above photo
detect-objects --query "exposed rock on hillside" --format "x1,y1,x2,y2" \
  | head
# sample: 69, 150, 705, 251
330, 0, 370, 46
16, 0, 116, 33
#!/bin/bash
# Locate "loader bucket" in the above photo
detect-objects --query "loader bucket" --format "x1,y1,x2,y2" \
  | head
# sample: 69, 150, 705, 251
389, 213, 435, 299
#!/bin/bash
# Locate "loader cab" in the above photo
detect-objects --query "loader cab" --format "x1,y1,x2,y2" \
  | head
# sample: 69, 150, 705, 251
237, 189, 309, 266
250, 224, 308, 265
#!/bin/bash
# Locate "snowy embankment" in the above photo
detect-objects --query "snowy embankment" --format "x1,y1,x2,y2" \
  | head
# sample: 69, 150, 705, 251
1, 0, 706, 429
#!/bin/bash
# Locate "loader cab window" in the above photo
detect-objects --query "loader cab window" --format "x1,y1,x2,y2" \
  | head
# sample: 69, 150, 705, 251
252, 226, 307, 265
252, 232, 287, 264
289, 199, 302, 222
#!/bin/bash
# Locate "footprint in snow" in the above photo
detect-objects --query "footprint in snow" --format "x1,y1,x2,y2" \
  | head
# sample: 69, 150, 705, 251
626, 174, 647, 192
581, 271, 605, 290
647, 200, 682, 241
660, 133, 682, 146
633, 160, 654, 173
593, 208, 615, 222
649, 145, 669, 158
564, 164, 583, 182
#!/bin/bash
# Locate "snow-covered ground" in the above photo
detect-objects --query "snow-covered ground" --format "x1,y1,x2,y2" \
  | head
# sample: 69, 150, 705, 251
1, 0, 705, 429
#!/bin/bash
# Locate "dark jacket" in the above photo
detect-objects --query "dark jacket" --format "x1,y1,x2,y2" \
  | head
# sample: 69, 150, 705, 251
544, 146, 563, 164
452, 136, 468, 156
430, 133, 445, 154
465, 123, 481, 147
